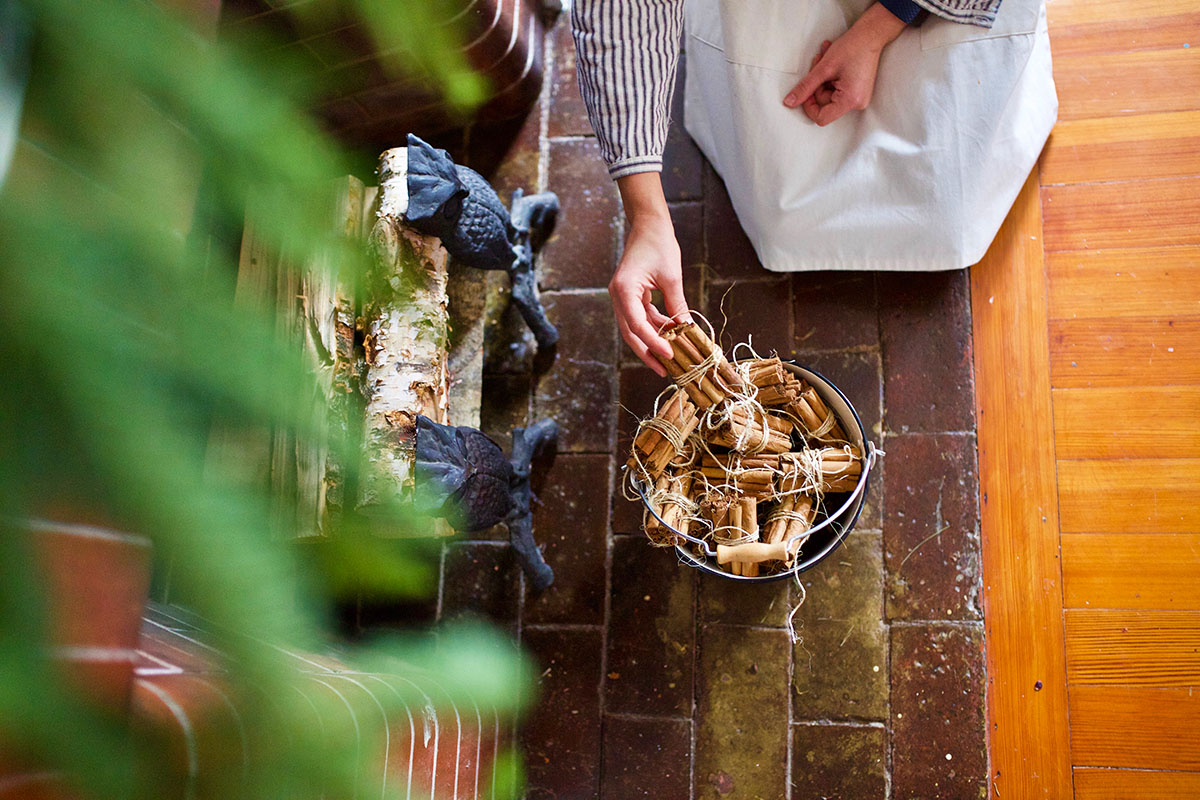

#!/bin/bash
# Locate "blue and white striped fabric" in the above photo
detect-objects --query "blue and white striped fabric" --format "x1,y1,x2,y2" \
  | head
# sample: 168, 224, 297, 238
570, 0, 687, 180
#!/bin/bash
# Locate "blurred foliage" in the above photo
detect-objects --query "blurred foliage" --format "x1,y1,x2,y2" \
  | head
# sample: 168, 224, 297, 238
0, 0, 529, 797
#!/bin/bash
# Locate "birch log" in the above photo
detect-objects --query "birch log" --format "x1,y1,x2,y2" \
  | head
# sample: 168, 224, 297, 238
358, 148, 452, 527
299, 176, 365, 534
257, 177, 366, 538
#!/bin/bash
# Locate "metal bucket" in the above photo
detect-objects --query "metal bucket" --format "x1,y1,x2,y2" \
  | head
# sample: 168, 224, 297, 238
634, 362, 880, 583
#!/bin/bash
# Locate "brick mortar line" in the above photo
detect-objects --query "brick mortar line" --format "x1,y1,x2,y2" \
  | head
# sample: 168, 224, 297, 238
598, 449, 616, 792
873, 271, 895, 800
699, 621, 794, 633
882, 429, 978, 437
786, 579, 796, 800
547, 133, 598, 143
706, 273, 792, 284
522, 622, 605, 632
888, 619, 985, 628
689, 569, 699, 800
790, 344, 883, 356
792, 719, 888, 728
604, 710, 693, 723
539, 286, 611, 296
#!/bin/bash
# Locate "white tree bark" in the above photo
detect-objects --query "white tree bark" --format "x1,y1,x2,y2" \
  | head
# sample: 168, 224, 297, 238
357, 148, 452, 524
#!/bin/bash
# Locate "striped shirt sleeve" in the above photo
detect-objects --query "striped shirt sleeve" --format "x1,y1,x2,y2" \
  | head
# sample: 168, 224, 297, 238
570, 0, 686, 180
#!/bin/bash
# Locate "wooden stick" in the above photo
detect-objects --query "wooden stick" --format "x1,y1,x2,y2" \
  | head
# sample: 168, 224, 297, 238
717, 540, 790, 565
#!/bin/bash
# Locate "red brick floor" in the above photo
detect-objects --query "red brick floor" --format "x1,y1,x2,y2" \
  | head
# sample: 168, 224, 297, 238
361, 20, 984, 800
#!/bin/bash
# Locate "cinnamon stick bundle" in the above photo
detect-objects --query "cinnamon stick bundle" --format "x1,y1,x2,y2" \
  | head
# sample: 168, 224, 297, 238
705, 406, 793, 454
763, 494, 816, 562
654, 323, 746, 409
788, 385, 847, 444
645, 470, 695, 545
744, 357, 804, 406
715, 494, 815, 568
734, 497, 760, 576
705, 493, 761, 576
777, 447, 862, 494
697, 465, 774, 498
701, 453, 779, 473
701, 492, 738, 541
626, 389, 699, 479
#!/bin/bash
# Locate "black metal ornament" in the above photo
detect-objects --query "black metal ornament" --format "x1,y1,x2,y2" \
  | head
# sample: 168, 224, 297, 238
414, 414, 557, 591
404, 133, 559, 351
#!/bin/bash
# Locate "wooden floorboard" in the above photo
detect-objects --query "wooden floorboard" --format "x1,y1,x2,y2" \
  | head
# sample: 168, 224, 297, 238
1074, 768, 1200, 800
1065, 609, 1200, 686
1058, 458, 1200, 533
1042, 177, 1200, 252
1053, 49, 1200, 121
1046, 246, 1200, 320
1046, 0, 1197, 31
1041, 112, 1200, 185
1052, 387, 1200, 460
1062, 533, 1200, 610
1048, 317, 1200, 388
1043, 11, 1200, 58
979, 0, 1200, 788
1070, 686, 1200, 771
972, 171, 1074, 800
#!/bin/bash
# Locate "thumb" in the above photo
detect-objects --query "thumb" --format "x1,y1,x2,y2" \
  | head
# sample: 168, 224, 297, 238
816, 91, 853, 126
784, 64, 829, 108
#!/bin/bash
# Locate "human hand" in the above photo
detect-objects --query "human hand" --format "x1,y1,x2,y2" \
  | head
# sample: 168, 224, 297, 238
610, 174, 689, 377
782, 2, 906, 126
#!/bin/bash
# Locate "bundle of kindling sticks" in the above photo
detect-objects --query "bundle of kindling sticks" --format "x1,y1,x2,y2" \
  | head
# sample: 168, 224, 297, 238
626, 322, 862, 577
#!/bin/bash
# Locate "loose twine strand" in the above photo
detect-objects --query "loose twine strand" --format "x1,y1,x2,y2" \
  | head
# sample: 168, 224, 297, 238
786, 574, 807, 645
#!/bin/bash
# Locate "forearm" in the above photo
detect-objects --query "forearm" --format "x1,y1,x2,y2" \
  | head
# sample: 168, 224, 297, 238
617, 172, 671, 230
853, 2, 909, 51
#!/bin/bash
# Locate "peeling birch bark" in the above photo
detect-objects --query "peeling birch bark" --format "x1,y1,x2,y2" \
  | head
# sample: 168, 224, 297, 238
358, 148, 452, 526
254, 177, 367, 539
300, 176, 365, 535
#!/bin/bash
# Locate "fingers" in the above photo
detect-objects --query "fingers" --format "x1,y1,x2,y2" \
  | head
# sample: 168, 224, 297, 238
617, 314, 668, 377
801, 91, 822, 123
646, 300, 674, 331
790, 40, 834, 113
611, 279, 672, 375
783, 60, 830, 109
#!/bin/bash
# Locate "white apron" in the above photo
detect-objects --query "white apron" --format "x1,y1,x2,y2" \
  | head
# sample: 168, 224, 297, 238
683, 0, 1057, 271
